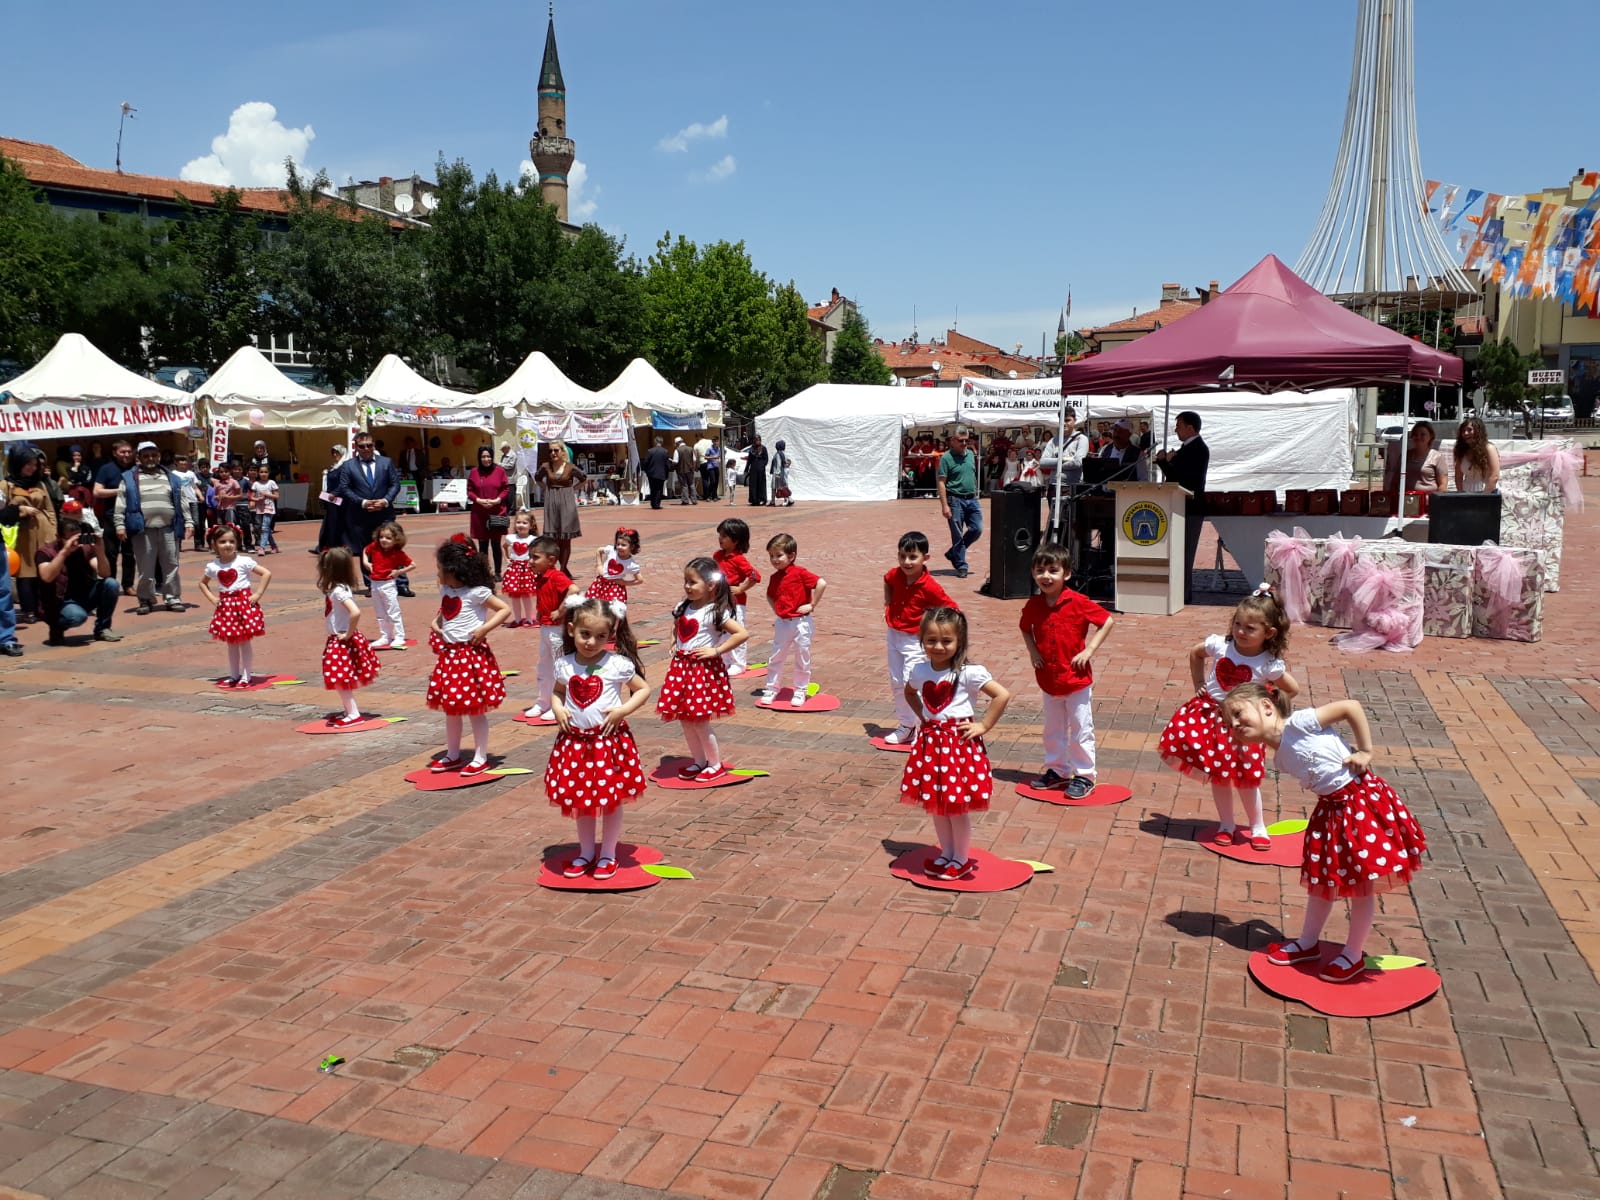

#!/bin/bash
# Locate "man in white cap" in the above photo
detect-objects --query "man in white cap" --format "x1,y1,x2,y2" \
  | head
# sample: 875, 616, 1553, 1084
114, 441, 187, 614
1096, 419, 1147, 482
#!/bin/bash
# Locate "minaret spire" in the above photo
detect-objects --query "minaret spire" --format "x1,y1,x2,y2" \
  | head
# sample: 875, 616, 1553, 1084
530, 5, 575, 221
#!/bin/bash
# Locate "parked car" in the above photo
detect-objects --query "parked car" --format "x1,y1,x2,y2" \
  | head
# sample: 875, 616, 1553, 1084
1537, 394, 1574, 422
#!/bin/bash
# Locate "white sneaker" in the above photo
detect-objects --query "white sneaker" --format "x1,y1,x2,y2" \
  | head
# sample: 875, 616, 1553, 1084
789, 690, 808, 707
883, 726, 915, 745
523, 706, 546, 720
370, 639, 392, 651
759, 691, 778, 705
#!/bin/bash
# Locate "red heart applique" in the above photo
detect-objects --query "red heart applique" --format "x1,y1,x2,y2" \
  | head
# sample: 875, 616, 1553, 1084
676, 615, 700, 643
1214, 658, 1253, 690
567, 674, 602, 709
606, 558, 624, 576
440, 595, 462, 620
324, 597, 333, 617
512, 541, 528, 556
921, 679, 955, 714
216, 568, 238, 588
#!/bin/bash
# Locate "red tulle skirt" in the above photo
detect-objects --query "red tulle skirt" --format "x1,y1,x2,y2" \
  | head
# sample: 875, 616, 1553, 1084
1303, 771, 1427, 900
585, 576, 628, 604
656, 651, 736, 721
210, 589, 265, 644
1158, 695, 1266, 785
322, 632, 380, 690
899, 718, 993, 815
544, 722, 648, 816
501, 560, 535, 597
426, 638, 507, 715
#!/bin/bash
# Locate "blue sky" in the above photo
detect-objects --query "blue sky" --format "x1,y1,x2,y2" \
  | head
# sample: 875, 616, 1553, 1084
3, 0, 1591, 359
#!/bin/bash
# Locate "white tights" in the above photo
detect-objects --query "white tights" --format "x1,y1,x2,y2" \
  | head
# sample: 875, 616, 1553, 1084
575, 807, 625, 863
1294, 893, 1377, 963
682, 720, 721, 769
226, 642, 256, 682
335, 687, 360, 720
445, 713, 491, 764
931, 813, 972, 862
1211, 781, 1268, 836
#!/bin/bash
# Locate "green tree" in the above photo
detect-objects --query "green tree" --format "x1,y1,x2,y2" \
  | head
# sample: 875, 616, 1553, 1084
733, 281, 826, 414
0, 156, 71, 364
827, 307, 890, 386
54, 212, 178, 370
1473, 339, 1543, 429
643, 234, 775, 407
153, 190, 269, 368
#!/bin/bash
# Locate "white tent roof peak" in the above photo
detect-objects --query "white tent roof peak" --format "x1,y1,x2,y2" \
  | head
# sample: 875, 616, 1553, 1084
597, 358, 714, 417
355, 355, 478, 407
477, 351, 601, 410
198, 346, 329, 405
2, 333, 188, 404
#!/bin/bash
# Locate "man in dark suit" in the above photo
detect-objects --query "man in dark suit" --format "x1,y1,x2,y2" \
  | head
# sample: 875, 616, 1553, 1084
1154, 410, 1210, 605
642, 437, 672, 510
337, 432, 401, 591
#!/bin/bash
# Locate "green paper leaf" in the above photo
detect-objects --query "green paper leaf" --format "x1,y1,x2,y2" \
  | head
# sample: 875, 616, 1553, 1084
1019, 860, 1055, 873
805, 683, 820, 696
637, 639, 662, 647
747, 661, 768, 669
1364, 954, 1426, 971
642, 864, 695, 879
487, 767, 533, 777
317, 1054, 345, 1072
727, 768, 769, 777
501, 669, 521, 677
1266, 818, 1309, 836
383, 717, 407, 724
270, 679, 305, 687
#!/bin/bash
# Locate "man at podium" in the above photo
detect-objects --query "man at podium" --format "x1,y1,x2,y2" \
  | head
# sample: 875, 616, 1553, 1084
1153, 411, 1209, 605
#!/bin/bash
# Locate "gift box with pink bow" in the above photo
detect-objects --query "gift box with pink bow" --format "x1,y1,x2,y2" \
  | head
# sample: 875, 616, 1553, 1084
1471, 544, 1545, 642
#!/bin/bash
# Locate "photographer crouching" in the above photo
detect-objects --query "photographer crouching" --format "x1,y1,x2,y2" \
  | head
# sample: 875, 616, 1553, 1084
37, 499, 122, 646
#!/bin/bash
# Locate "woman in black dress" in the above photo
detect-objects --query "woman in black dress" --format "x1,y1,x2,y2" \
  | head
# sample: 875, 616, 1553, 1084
744, 437, 769, 507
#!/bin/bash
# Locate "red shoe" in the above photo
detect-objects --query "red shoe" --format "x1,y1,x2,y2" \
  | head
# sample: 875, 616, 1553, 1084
696, 764, 729, 783
458, 759, 493, 779
938, 858, 975, 881
1249, 833, 1272, 852
592, 858, 618, 881
1266, 940, 1320, 967
1212, 828, 1237, 846
562, 857, 592, 879
1319, 953, 1367, 983
677, 762, 706, 780
331, 714, 365, 728
429, 755, 465, 774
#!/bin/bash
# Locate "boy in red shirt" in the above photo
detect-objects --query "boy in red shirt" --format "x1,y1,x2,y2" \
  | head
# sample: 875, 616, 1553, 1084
524, 535, 579, 720
362, 521, 416, 650
1018, 542, 1115, 798
761, 533, 826, 706
882, 530, 958, 743
714, 517, 761, 676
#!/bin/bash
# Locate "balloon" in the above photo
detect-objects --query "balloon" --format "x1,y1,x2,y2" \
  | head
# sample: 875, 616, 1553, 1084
248, 408, 266, 428
501, 406, 518, 420
428, 437, 441, 449
452, 433, 465, 446
6, 549, 17, 577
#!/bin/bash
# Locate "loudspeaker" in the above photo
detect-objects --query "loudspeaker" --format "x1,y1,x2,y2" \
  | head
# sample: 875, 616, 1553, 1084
1428, 493, 1502, 545
985, 489, 1040, 599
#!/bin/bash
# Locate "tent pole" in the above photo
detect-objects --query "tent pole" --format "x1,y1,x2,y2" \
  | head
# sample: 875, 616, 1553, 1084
1397, 379, 1411, 512
1050, 394, 1066, 541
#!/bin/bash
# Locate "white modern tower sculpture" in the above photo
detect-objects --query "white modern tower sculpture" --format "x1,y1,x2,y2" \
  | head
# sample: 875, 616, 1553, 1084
1295, 0, 1472, 298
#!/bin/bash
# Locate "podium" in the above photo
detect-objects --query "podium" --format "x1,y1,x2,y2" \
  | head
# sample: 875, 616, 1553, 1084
1110, 482, 1190, 615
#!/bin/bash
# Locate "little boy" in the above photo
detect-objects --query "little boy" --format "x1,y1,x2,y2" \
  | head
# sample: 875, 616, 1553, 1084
761, 533, 826, 706
882, 530, 958, 744
523, 535, 579, 719
1018, 542, 1114, 798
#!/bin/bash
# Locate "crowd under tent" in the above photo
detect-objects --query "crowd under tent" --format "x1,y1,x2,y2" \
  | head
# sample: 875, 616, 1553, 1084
0, 333, 196, 450
354, 355, 499, 502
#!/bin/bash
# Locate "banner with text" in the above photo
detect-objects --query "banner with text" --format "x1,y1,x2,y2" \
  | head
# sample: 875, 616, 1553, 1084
0, 399, 195, 439
210, 416, 231, 467
364, 403, 494, 431
956, 378, 1066, 426
566, 409, 630, 444
514, 413, 542, 478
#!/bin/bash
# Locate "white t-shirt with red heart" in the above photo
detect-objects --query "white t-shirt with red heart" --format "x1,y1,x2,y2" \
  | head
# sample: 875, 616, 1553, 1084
206, 556, 258, 594
554, 652, 637, 730
325, 584, 355, 636
1202, 634, 1286, 703
504, 537, 533, 562
599, 546, 642, 584
672, 603, 722, 653
438, 585, 493, 644
909, 661, 993, 721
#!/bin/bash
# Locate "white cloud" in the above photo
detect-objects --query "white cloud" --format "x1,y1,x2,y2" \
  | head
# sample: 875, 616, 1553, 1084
180, 102, 314, 188
658, 115, 728, 154
696, 155, 737, 184
517, 157, 598, 221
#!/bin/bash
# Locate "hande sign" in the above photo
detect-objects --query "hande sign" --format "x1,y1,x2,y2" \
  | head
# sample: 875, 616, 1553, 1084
0, 398, 196, 438
365, 403, 494, 431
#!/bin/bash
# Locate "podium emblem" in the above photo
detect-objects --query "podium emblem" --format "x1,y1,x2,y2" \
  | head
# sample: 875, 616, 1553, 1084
1122, 502, 1168, 546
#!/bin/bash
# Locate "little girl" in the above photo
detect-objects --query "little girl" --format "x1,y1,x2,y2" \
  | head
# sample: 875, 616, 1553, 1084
900, 607, 1011, 881
1159, 588, 1300, 850
363, 521, 416, 650
586, 526, 643, 605
546, 596, 651, 880
1223, 683, 1428, 982
657, 557, 748, 781
712, 518, 760, 677
199, 524, 271, 687
318, 547, 380, 726
427, 535, 512, 775
500, 510, 539, 627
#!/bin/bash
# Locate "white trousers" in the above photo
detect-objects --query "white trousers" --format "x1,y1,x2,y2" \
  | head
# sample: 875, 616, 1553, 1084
885, 628, 926, 728
536, 624, 565, 709
767, 615, 813, 692
371, 580, 404, 643
1042, 686, 1096, 778
722, 603, 749, 674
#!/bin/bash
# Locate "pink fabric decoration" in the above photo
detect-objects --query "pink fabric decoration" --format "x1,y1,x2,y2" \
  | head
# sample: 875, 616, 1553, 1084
1264, 527, 1317, 624
1474, 544, 1525, 638
1331, 555, 1421, 654
1320, 533, 1362, 627
1498, 443, 1585, 509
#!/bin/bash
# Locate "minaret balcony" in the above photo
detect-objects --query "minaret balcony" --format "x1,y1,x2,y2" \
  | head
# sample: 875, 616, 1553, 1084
530, 136, 575, 172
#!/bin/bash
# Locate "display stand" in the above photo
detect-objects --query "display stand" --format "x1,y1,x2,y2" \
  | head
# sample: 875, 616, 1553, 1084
1109, 481, 1189, 615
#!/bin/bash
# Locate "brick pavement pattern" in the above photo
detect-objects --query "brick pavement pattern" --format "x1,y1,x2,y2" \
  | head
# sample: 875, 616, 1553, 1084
3, 483, 1600, 1199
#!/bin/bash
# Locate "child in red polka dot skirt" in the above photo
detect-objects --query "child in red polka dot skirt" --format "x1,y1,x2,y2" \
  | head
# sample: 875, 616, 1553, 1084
900, 607, 1011, 881
585, 526, 643, 606
500, 510, 539, 626
317, 547, 380, 726
198, 524, 271, 687
1223, 683, 1427, 983
426, 535, 512, 777
1158, 588, 1300, 851
546, 596, 651, 880
657, 557, 749, 781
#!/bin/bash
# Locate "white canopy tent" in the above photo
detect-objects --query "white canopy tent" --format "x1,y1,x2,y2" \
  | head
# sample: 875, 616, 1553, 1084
756, 382, 1354, 502
478, 351, 602, 411
355, 354, 492, 429
198, 345, 354, 430
0, 333, 196, 439
597, 358, 724, 428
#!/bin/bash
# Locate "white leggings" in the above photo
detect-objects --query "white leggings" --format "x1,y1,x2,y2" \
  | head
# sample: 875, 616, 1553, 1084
371, 579, 404, 643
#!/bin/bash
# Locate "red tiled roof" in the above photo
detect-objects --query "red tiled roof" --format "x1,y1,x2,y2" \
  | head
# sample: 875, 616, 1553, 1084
873, 340, 1044, 380
1081, 296, 1204, 337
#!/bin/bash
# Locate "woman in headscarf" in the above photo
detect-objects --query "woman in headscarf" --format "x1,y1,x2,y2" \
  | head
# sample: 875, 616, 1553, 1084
1, 442, 62, 621
744, 437, 769, 507
467, 445, 512, 576
769, 439, 793, 507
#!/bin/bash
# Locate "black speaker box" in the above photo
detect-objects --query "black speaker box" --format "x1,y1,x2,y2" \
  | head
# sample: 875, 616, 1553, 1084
985, 489, 1040, 599
1427, 493, 1502, 545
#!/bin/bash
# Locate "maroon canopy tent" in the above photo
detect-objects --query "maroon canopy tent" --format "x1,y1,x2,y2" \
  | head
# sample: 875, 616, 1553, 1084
1059, 254, 1463, 395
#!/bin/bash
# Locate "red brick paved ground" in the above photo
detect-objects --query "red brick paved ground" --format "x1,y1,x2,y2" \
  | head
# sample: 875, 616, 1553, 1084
2, 482, 1599, 1198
